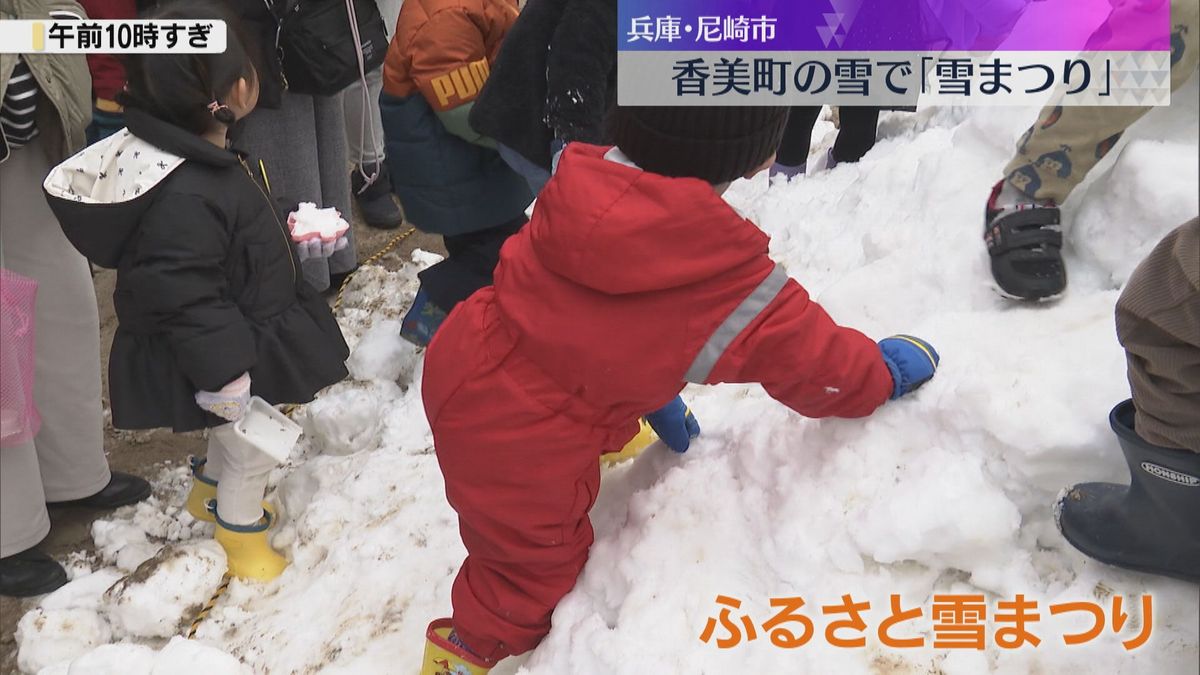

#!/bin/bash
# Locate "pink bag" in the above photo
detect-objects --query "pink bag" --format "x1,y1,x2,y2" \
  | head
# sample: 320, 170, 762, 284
1, 268, 40, 448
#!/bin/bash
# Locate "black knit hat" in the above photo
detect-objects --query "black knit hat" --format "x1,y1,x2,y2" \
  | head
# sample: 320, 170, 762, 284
608, 106, 789, 184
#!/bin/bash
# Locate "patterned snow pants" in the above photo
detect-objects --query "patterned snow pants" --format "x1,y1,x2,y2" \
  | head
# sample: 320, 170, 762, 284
1004, 0, 1199, 204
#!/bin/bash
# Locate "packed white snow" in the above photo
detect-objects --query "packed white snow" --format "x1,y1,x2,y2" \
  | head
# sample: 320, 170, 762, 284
14, 82, 1199, 673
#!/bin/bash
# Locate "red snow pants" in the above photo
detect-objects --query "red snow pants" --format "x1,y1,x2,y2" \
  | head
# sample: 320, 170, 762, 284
423, 296, 639, 660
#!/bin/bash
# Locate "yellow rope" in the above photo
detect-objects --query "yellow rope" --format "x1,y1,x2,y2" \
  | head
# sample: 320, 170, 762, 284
186, 574, 232, 639
333, 226, 418, 313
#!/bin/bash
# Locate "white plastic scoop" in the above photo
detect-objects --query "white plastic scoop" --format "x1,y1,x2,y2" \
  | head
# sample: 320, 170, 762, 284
215, 396, 302, 464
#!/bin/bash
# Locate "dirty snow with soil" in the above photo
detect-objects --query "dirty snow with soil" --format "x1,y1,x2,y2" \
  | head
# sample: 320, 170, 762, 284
14, 85, 1200, 674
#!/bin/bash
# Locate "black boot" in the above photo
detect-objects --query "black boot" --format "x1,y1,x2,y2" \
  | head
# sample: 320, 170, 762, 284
47, 471, 151, 510
0, 549, 68, 598
1057, 400, 1200, 583
984, 180, 1067, 301
351, 162, 402, 230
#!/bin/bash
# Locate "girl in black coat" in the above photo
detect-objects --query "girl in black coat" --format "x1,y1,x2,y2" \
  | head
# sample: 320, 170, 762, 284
43, 2, 349, 581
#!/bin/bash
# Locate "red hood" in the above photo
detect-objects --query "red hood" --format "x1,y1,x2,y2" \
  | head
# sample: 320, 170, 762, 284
426, 143, 892, 438
528, 144, 771, 295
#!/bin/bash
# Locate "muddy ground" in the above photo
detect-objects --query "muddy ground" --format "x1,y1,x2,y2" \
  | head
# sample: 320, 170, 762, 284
0, 206, 444, 674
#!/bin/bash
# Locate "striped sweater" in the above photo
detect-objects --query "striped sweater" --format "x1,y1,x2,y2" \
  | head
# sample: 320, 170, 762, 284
1, 58, 39, 149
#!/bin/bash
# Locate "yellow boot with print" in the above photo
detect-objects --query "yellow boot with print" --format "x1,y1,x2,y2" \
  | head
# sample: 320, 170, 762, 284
421, 619, 496, 675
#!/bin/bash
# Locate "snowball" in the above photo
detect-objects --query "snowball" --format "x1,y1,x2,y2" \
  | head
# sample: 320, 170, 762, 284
104, 541, 228, 639
302, 381, 400, 456
17, 608, 111, 674
346, 319, 420, 383
410, 248, 444, 269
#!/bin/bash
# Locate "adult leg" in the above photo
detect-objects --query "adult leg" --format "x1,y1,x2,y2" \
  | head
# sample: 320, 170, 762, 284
343, 67, 386, 168
0, 136, 110, 503
833, 106, 881, 164
314, 91, 360, 278
345, 67, 402, 228
774, 106, 821, 171
0, 137, 109, 596
233, 95, 339, 291
0, 441, 51, 559
0, 439, 65, 596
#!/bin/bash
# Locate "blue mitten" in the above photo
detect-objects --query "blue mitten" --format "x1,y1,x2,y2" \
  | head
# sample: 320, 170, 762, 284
878, 335, 940, 400
644, 396, 701, 453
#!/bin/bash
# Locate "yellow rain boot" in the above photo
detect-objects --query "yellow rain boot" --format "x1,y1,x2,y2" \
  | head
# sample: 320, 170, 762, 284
422, 619, 496, 675
185, 457, 218, 522
213, 508, 289, 582
600, 418, 658, 467
186, 458, 274, 523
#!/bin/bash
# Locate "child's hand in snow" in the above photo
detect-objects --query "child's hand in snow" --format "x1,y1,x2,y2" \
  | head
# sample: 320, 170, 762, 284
878, 335, 940, 400
644, 396, 701, 453
295, 236, 349, 262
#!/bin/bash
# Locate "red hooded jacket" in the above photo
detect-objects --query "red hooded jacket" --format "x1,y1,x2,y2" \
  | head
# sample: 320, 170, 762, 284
422, 143, 894, 658
424, 143, 893, 449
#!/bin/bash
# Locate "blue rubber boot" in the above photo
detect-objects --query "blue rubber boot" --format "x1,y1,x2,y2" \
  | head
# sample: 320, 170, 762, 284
400, 289, 449, 347
1056, 400, 1200, 583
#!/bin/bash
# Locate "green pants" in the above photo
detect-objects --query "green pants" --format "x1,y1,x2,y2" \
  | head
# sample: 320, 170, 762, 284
1004, 0, 1199, 203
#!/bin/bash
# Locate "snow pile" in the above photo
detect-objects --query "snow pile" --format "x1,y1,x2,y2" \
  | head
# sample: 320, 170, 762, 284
16, 607, 112, 673
35, 638, 249, 675
13, 86, 1200, 674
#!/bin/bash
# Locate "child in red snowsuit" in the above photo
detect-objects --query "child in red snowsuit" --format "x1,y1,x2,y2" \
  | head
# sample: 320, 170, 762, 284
420, 106, 940, 672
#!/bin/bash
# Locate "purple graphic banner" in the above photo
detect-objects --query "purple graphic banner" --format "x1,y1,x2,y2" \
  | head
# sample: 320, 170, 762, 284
619, 0, 1173, 52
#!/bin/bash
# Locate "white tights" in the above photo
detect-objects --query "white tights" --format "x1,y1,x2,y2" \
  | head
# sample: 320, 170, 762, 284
202, 424, 283, 526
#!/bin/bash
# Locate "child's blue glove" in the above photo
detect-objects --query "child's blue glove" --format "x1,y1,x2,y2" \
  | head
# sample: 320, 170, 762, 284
644, 396, 701, 453
878, 335, 940, 400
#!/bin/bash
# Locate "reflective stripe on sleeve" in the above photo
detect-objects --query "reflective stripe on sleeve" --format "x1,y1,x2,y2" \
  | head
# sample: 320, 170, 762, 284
684, 264, 790, 384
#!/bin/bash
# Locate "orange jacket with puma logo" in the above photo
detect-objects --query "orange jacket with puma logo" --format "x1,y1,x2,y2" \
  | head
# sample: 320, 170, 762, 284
382, 0, 519, 111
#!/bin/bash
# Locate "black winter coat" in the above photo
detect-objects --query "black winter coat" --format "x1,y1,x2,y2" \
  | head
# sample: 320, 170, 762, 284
44, 107, 349, 432
470, 0, 616, 171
